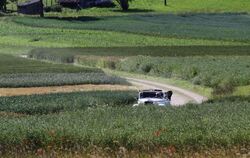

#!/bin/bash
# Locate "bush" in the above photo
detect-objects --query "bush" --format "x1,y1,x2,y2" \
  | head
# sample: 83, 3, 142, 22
117, 56, 250, 89
212, 79, 236, 96
44, 5, 62, 12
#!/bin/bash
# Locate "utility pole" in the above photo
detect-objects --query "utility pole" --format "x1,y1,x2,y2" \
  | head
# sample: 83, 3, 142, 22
164, 0, 167, 6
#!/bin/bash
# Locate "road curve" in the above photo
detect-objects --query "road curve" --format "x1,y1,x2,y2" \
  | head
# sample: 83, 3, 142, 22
126, 77, 208, 106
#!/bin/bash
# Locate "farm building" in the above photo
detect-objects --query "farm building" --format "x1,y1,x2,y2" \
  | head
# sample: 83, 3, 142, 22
58, 0, 114, 9
17, 0, 44, 16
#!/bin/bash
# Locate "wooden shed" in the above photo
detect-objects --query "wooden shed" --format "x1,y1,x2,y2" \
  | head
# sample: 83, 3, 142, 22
17, 0, 44, 16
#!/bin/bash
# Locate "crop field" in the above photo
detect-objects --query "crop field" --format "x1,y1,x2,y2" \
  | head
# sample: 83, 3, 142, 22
29, 46, 250, 60
0, 93, 249, 157
14, 14, 250, 42
0, 17, 238, 51
0, 54, 127, 87
0, 91, 136, 114
1, 0, 250, 156
29, 49, 250, 95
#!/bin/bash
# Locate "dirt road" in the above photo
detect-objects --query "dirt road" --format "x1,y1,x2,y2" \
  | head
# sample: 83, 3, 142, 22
126, 78, 208, 106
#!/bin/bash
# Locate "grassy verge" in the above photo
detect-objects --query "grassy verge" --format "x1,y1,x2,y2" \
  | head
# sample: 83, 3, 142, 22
234, 85, 250, 96
105, 69, 212, 98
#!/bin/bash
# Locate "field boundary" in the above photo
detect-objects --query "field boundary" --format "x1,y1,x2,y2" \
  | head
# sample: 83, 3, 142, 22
0, 84, 135, 97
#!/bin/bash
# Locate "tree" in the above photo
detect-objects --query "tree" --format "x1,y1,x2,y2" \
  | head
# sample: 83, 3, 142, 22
116, 0, 130, 11
0, 0, 7, 12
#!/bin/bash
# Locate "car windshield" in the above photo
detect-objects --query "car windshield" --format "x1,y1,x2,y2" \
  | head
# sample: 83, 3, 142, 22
140, 92, 163, 99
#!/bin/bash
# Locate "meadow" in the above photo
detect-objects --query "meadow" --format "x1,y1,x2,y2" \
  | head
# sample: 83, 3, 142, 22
0, 92, 249, 156
0, 54, 127, 87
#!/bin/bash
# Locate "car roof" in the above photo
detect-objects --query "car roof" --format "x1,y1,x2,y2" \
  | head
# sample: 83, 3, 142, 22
140, 89, 163, 92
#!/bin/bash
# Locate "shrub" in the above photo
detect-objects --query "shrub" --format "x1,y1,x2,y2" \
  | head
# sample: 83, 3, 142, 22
44, 5, 62, 12
212, 79, 236, 96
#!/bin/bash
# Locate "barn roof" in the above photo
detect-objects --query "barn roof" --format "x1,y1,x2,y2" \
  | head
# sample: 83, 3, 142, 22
58, 0, 80, 3
18, 0, 41, 7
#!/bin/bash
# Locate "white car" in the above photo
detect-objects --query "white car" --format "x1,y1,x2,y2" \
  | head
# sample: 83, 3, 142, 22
133, 89, 172, 107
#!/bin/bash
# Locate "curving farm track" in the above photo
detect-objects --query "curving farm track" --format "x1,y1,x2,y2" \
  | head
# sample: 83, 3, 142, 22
126, 78, 208, 106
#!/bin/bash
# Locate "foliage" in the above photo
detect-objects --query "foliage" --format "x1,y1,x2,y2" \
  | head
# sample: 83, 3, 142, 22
116, 56, 250, 93
0, 95, 249, 154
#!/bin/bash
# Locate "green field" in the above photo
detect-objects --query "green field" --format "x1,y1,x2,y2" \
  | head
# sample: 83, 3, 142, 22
28, 48, 250, 95
14, 14, 250, 42
8, 0, 250, 16
1, 0, 250, 156
0, 54, 127, 87
0, 92, 249, 156
29, 46, 250, 58
1, 16, 242, 50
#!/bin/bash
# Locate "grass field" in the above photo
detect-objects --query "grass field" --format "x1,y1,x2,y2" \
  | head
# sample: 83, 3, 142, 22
7, 0, 250, 17
0, 92, 249, 156
1, 16, 243, 50
14, 14, 250, 42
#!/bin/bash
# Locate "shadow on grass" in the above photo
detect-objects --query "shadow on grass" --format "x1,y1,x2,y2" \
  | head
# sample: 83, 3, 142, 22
113, 8, 154, 13
45, 16, 101, 22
